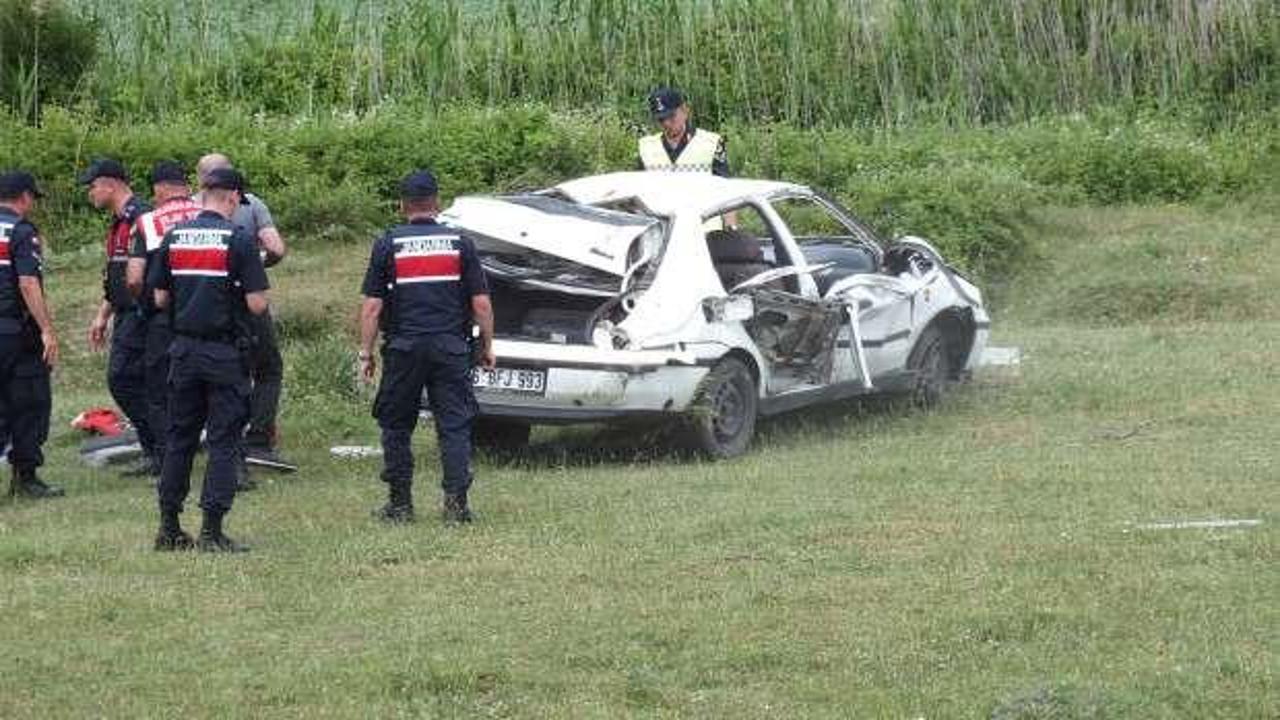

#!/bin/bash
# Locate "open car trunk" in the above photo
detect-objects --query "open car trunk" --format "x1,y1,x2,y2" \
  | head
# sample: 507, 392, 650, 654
441, 195, 665, 346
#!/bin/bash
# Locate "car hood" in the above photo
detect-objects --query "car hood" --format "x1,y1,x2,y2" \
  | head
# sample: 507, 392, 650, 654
442, 195, 658, 276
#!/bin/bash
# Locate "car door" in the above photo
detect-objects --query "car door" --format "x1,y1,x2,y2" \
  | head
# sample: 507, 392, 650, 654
705, 201, 845, 390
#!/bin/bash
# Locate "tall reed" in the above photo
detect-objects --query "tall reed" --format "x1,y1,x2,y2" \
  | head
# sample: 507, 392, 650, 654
26, 0, 1280, 127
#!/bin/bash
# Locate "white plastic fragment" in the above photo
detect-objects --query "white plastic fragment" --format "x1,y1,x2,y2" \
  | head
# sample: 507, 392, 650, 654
1133, 519, 1262, 530
330, 445, 383, 459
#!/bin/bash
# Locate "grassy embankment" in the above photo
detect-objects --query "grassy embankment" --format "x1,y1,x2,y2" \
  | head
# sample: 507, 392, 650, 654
1, 193, 1275, 716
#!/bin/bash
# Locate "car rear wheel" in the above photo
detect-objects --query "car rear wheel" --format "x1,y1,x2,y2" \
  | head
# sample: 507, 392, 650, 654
687, 356, 758, 458
472, 418, 532, 450
906, 325, 951, 409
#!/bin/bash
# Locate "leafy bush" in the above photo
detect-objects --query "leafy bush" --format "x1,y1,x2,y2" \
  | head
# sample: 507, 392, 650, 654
1, 104, 1274, 284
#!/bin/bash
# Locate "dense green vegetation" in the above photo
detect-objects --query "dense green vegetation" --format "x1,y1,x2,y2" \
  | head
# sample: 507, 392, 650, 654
8, 0, 1274, 127
0, 1, 1275, 282
1, 105, 1274, 281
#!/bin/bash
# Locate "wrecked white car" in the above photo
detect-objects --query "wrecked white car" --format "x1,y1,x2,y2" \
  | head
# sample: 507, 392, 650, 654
440, 172, 990, 457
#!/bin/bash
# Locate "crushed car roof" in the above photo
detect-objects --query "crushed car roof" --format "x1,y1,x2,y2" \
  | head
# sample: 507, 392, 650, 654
555, 172, 806, 214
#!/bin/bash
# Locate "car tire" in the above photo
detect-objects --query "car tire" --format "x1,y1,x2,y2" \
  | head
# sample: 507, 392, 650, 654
472, 418, 532, 451
687, 356, 758, 459
906, 325, 951, 409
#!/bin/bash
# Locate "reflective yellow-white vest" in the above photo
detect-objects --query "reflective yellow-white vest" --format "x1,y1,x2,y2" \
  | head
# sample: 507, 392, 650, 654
638, 130, 722, 173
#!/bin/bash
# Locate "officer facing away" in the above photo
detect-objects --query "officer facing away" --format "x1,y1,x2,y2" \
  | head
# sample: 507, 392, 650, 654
126, 161, 202, 475
149, 168, 270, 552
195, 154, 290, 470
358, 170, 495, 523
0, 171, 62, 499
636, 87, 730, 176
81, 158, 157, 477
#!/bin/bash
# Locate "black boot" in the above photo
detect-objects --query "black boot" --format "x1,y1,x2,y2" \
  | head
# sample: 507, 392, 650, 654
373, 482, 414, 523
10, 467, 64, 499
442, 493, 473, 524
197, 512, 250, 553
154, 509, 193, 551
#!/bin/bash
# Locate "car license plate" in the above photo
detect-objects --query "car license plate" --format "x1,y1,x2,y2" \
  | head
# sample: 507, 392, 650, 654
472, 367, 547, 395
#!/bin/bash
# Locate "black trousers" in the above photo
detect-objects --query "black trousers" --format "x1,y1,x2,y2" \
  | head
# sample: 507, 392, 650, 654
143, 315, 173, 463
0, 335, 50, 471
245, 311, 282, 448
157, 338, 249, 517
373, 334, 477, 497
109, 311, 154, 459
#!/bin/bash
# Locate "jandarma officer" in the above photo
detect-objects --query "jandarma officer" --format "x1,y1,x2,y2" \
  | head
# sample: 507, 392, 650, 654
0, 171, 62, 499
358, 170, 495, 524
636, 86, 730, 176
149, 168, 269, 552
126, 161, 202, 479
81, 158, 157, 477
195, 153, 291, 472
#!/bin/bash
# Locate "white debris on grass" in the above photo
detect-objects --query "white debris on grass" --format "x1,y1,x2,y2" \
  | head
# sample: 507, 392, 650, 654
1133, 519, 1263, 531
330, 445, 383, 459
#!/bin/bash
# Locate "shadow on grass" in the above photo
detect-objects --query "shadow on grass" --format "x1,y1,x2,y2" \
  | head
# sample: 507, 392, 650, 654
483, 392, 931, 470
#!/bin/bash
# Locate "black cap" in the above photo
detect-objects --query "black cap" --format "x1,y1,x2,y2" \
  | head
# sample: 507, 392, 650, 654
0, 171, 44, 199
204, 167, 251, 205
78, 157, 129, 185
399, 170, 439, 199
648, 87, 685, 119
149, 160, 188, 186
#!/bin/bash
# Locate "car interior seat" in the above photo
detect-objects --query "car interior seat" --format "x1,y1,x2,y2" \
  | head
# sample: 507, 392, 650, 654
706, 229, 772, 291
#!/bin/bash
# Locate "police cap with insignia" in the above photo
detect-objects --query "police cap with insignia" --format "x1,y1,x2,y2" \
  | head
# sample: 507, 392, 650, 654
0, 170, 44, 199
648, 87, 685, 120
399, 170, 439, 199
149, 160, 189, 186
204, 167, 251, 205
78, 157, 130, 185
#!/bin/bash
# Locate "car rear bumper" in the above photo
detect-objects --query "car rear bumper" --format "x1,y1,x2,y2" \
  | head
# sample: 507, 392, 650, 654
474, 340, 709, 424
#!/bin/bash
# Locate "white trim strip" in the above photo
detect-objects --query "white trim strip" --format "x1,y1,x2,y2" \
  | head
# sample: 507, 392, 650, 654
172, 270, 230, 278
396, 275, 461, 284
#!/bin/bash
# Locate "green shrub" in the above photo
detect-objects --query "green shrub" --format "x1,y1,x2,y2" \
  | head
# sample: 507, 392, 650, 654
2, 104, 1274, 285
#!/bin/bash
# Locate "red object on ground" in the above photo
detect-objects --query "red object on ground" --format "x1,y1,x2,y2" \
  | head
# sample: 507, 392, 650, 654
70, 408, 124, 436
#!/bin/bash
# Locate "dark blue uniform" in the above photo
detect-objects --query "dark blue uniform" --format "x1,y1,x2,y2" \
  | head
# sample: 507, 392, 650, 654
362, 219, 487, 500
104, 195, 155, 460
148, 211, 268, 520
0, 209, 50, 473
130, 197, 202, 470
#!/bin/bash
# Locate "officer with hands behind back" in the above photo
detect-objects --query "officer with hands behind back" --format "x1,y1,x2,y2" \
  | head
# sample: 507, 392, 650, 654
149, 168, 269, 552
359, 170, 495, 524
0, 171, 62, 499
126, 161, 202, 478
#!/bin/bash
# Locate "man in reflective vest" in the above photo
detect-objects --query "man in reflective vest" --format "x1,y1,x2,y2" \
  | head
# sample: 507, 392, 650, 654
126, 161, 202, 477
0, 171, 62, 499
81, 158, 155, 477
636, 87, 730, 176
358, 170, 495, 524
149, 168, 270, 552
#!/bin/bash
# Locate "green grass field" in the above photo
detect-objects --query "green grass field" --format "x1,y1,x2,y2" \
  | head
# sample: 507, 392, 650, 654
1, 199, 1276, 717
